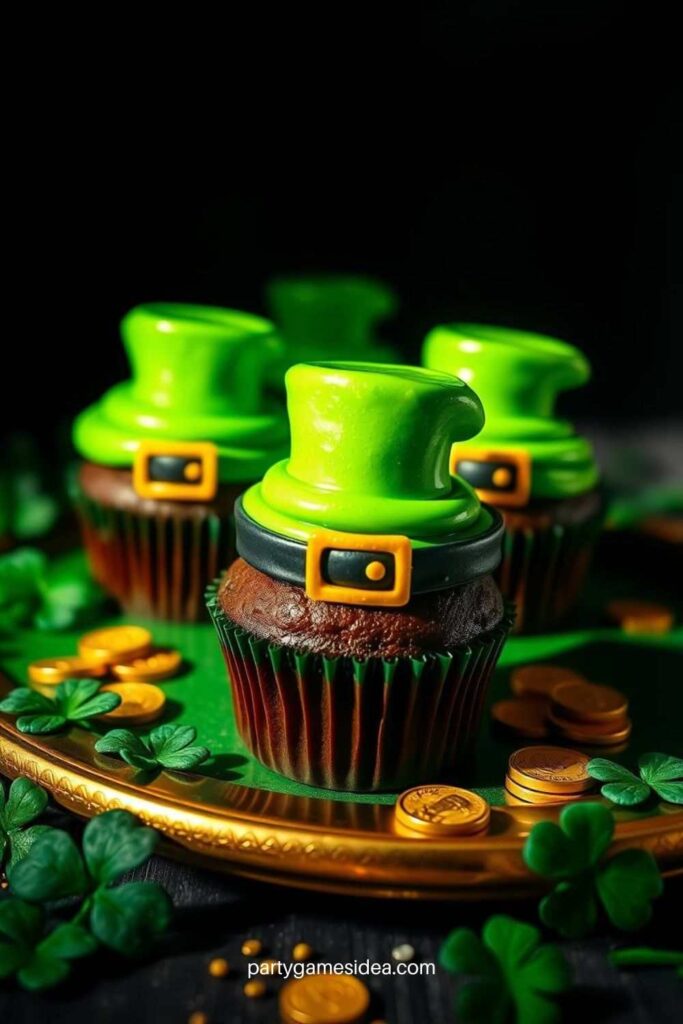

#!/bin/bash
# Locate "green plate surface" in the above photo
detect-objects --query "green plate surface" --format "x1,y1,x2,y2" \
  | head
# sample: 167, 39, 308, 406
1, 550, 681, 808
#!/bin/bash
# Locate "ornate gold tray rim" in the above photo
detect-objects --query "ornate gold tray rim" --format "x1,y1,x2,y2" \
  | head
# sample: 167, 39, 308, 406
2, 703, 682, 901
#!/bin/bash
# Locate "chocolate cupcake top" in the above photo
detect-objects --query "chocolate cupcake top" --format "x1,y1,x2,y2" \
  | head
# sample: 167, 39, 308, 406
236, 361, 504, 611
422, 324, 599, 505
73, 303, 289, 489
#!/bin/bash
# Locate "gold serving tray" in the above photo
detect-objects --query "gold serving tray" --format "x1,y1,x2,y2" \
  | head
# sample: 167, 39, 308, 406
2, 677, 682, 901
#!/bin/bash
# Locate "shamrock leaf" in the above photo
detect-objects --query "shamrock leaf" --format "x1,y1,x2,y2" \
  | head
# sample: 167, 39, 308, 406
8, 811, 171, 959
523, 803, 663, 938
0, 547, 106, 633
440, 915, 570, 1024
0, 900, 96, 991
0, 679, 121, 734
0, 548, 45, 631
586, 759, 651, 806
0, 777, 53, 870
95, 725, 210, 773
588, 753, 683, 807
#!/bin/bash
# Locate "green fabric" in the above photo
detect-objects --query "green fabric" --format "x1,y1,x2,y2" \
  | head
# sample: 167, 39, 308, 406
73, 303, 289, 483
0, 553, 681, 808
243, 360, 492, 543
422, 323, 599, 499
266, 275, 397, 381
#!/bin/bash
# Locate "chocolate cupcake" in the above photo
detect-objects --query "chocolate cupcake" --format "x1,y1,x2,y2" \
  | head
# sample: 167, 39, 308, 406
72, 303, 288, 621
423, 324, 603, 633
265, 274, 398, 388
207, 361, 511, 791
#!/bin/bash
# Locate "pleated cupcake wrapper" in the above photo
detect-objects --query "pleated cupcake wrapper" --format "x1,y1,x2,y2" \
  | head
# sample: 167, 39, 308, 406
497, 506, 603, 634
74, 487, 235, 622
207, 581, 513, 792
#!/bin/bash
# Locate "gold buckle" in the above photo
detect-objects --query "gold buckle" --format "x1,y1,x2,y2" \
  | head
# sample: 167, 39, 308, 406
305, 528, 412, 607
450, 444, 531, 508
132, 441, 218, 502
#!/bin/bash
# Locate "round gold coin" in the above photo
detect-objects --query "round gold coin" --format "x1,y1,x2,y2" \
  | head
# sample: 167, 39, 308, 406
491, 697, 550, 739
98, 682, 166, 725
504, 774, 586, 805
395, 785, 490, 837
112, 648, 182, 682
79, 626, 153, 667
551, 680, 628, 724
508, 746, 593, 794
28, 656, 106, 686
548, 709, 632, 746
606, 599, 674, 635
279, 974, 370, 1024
510, 664, 586, 699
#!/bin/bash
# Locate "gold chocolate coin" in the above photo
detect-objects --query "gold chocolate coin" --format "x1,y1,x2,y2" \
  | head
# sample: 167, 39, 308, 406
112, 648, 182, 682
79, 626, 153, 667
28, 656, 106, 686
504, 775, 586, 805
491, 697, 550, 739
510, 664, 586, 699
395, 785, 490, 836
280, 974, 370, 1024
548, 709, 632, 746
98, 682, 166, 725
606, 599, 674, 635
508, 746, 593, 794
551, 681, 628, 724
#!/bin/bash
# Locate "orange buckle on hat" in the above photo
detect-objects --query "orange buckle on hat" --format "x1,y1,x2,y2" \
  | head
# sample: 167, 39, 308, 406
305, 528, 412, 606
132, 441, 218, 502
450, 444, 532, 508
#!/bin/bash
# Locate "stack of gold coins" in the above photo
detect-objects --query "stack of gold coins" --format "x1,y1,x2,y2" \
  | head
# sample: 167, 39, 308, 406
505, 746, 595, 805
549, 680, 631, 746
394, 784, 491, 837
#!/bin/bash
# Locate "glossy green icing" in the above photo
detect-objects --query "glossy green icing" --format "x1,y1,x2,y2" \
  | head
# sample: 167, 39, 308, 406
422, 323, 600, 499
242, 360, 493, 544
266, 275, 397, 381
73, 303, 289, 483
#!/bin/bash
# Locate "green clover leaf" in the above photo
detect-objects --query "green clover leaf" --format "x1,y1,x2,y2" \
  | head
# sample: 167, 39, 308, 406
523, 803, 663, 938
0, 547, 106, 633
588, 752, 683, 806
95, 724, 210, 773
440, 915, 570, 1024
8, 811, 171, 959
0, 900, 96, 991
0, 679, 121, 734
0, 777, 53, 870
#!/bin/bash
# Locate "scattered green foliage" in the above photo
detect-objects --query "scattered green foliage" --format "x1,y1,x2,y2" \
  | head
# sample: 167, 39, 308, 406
0, 900, 96, 991
0, 547, 106, 633
0, 777, 53, 870
587, 753, 683, 807
439, 914, 570, 1024
523, 803, 663, 938
2, 809, 172, 990
95, 725, 210, 773
0, 679, 121, 734
609, 947, 683, 968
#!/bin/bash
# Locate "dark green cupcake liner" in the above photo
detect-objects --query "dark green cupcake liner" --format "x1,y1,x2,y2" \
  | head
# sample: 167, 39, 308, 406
73, 485, 235, 622
206, 580, 513, 792
498, 501, 604, 633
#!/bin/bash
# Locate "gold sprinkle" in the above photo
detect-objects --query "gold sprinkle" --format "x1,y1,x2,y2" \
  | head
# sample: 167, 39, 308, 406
241, 938, 263, 957
208, 957, 230, 978
188, 1013, 208, 1024
244, 980, 266, 999
292, 942, 314, 962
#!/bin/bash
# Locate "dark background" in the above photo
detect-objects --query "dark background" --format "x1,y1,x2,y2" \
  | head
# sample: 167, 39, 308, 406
4, 1, 681, 448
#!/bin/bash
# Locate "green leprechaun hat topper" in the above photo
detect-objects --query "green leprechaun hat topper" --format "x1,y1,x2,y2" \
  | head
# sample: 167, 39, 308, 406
237, 361, 504, 607
73, 303, 289, 485
422, 323, 599, 505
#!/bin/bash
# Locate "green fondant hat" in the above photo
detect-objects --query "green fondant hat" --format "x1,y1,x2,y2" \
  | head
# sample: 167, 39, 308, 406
73, 303, 289, 483
242, 361, 493, 545
266, 275, 398, 380
422, 324, 599, 501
